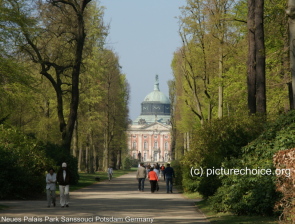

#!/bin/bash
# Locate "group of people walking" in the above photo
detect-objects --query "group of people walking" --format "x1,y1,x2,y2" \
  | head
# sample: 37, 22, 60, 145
46, 162, 71, 208
46, 162, 175, 208
136, 162, 175, 193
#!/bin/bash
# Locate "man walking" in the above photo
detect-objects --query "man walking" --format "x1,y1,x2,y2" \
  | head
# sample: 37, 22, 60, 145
160, 164, 165, 178
57, 162, 71, 208
107, 166, 113, 181
136, 162, 146, 192
164, 163, 175, 193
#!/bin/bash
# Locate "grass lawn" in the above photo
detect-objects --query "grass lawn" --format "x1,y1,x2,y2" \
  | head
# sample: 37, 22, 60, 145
182, 192, 279, 224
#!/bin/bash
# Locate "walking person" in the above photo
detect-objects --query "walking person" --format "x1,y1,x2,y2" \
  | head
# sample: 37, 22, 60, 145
136, 162, 146, 192
164, 163, 175, 193
153, 165, 160, 178
146, 165, 151, 174
156, 163, 160, 170
148, 167, 159, 193
160, 164, 165, 178
107, 166, 113, 181
46, 168, 56, 208
57, 162, 71, 208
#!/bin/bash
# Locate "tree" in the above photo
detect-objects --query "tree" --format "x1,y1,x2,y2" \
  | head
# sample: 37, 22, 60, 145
287, 0, 295, 109
255, 0, 266, 114
75, 47, 129, 172
2, 0, 96, 152
247, 0, 256, 114
97, 50, 129, 171
178, 0, 239, 124
207, 0, 235, 118
247, 0, 266, 114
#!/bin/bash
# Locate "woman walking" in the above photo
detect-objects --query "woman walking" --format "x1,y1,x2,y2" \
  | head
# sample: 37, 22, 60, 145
46, 168, 56, 208
148, 167, 159, 193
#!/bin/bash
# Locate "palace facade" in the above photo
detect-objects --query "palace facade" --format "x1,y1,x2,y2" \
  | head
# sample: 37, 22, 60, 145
127, 75, 172, 163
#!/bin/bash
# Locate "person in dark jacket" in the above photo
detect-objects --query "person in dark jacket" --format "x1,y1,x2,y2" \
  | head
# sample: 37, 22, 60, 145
56, 162, 71, 208
164, 163, 175, 193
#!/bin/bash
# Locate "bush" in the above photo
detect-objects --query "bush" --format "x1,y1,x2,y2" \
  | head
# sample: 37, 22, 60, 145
43, 143, 79, 185
0, 126, 54, 199
181, 115, 264, 197
122, 155, 133, 170
209, 111, 295, 216
209, 165, 280, 215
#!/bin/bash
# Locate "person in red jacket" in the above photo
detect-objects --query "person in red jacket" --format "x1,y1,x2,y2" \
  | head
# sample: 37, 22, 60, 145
148, 167, 159, 193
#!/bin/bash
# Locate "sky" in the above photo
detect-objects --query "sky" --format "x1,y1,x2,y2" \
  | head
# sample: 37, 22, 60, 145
98, 0, 185, 121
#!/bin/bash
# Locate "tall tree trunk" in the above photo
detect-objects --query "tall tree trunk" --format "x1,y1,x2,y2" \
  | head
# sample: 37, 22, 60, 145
287, 0, 295, 109
247, 0, 257, 114
85, 145, 89, 173
89, 132, 95, 173
72, 120, 79, 157
93, 146, 98, 172
78, 141, 83, 172
218, 47, 224, 118
61, 2, 87, 152
103, 130, 109, 171
116, 150, 121, 170
255, 0, 266, 114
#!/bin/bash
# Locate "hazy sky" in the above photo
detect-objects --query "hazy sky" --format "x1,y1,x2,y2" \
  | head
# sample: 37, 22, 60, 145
98, 0, 185, 120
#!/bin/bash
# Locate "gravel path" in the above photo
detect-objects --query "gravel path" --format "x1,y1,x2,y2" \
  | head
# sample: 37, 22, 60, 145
0, 172, 210, 224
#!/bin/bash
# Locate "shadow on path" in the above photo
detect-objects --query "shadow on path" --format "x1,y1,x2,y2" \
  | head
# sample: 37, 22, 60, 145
0, 172, 209, 224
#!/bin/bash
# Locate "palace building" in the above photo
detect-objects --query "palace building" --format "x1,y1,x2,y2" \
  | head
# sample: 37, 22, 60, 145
127, 75, 172, 163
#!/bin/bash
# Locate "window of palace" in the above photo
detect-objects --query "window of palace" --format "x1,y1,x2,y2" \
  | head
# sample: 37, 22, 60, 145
154, 141, 158, 148
165, 142, 169, 150
132, 141, 137, 149
144, 141, 148, 150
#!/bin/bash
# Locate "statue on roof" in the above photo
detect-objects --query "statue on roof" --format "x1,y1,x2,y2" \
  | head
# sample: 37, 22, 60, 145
154, 74, 160, 91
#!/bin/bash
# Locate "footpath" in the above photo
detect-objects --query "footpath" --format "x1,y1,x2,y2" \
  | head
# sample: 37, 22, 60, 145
0, 172, 210, 224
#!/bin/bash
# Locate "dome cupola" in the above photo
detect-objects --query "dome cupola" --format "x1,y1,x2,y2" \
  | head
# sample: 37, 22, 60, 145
140, 75, 170, 116
143, 75, 170, 104
133, 75, 171, 125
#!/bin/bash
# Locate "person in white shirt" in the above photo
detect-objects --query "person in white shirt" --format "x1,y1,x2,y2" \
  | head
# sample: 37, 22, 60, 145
153, 166, 160, 191
107, 166, 113, 181
153, 167, 160, 179
46, 168, 56, 208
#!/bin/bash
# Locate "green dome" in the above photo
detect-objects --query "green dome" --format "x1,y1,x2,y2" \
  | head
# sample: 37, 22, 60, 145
143, 75, 170, 104
143, 91, 170, 104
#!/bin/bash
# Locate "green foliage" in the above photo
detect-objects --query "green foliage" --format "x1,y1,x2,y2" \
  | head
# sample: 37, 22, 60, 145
122, 155, 139, 170
209, 111, 295, 216
0, 0, 129, 173
181, 114, 264, 198
43, 143, 79, 185
170, 160, 183, 186
196, 198, 279, 224
122, 155, 133, 170
0, 125, 53, 199
209, 172, 279, 215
